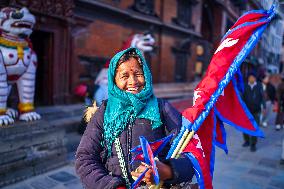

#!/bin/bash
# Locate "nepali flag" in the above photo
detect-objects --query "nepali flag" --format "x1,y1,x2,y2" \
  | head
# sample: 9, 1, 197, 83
131, 136, 160, 189
130, 134, 174, 164
167, 5, 276, 189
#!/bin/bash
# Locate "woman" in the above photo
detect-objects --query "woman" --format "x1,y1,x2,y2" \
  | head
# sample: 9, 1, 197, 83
75, 48, 195, 189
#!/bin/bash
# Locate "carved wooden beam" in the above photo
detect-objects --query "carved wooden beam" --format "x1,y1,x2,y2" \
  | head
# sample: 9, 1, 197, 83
7, 0, 74, 17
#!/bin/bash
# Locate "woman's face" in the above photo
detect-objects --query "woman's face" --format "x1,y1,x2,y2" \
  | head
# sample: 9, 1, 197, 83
115, 57, 145, 94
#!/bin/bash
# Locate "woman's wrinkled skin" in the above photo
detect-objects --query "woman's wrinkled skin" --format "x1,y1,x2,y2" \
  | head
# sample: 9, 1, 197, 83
115, 57, 145, 94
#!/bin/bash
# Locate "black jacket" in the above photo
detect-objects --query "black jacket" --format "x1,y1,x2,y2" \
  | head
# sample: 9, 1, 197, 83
243, 82, 265, 113
75, 99, 194, 189
264, 82, 276, 102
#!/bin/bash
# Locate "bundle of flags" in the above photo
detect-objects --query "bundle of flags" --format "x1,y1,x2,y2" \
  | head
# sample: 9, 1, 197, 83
130, 134, 174, 189
130, 4, 276, 189
167, 4, 276, 189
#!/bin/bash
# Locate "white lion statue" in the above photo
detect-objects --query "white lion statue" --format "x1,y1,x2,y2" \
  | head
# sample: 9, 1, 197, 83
0, 7, 41, 126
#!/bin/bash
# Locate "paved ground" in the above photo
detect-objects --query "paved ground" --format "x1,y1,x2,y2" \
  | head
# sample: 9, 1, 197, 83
213, 124, 284, 189
3, 98, 284, 189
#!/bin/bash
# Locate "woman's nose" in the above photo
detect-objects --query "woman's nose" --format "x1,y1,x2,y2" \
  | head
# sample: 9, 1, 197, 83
128, 75, 137, 85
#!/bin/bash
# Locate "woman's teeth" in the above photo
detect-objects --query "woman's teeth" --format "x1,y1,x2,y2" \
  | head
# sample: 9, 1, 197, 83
126, 87, 139, 92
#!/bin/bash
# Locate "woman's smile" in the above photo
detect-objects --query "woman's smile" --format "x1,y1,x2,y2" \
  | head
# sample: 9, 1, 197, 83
115, 57, 145, 94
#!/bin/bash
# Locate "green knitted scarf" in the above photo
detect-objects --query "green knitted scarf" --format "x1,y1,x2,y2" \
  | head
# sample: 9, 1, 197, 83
103, 47, 162, 155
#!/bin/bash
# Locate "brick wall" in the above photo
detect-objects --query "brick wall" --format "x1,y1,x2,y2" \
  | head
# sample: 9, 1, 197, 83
162, 1, 177, 24
73, 0, 204, 85
75, 20, 129, 57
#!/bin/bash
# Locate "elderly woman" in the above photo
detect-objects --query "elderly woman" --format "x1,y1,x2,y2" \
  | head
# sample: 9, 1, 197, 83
75, 48, 195, 189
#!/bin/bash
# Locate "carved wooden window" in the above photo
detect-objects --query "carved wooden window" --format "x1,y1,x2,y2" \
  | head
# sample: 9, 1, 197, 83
172, 0, 197, 28
131, 0, 156, 16
7, 0, 74, 17
78, 56, 108, 82
173, 49, 190, 82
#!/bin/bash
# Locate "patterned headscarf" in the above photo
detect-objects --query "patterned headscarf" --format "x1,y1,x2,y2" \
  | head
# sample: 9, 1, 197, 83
103, 47, 162, 155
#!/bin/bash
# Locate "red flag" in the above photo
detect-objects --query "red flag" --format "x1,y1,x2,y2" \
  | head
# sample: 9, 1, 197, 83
215, 79, 263, 137
183, 111, 214, 189
168, 6, 276, 189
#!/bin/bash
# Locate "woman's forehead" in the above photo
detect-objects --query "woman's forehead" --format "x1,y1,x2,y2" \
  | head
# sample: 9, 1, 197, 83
116, 58, 143, 71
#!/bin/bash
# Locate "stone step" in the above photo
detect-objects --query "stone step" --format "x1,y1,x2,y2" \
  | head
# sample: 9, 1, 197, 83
0, 104, 84, 187
153, 81, 198, 99
36, 103, 85, 122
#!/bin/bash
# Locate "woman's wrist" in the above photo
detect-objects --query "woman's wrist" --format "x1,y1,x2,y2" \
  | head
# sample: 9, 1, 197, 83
157, 161, 173, 181
116, 185, 127, 189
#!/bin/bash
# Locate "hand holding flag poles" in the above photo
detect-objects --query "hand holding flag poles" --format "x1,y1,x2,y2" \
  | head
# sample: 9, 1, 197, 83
130, 135, 174, 189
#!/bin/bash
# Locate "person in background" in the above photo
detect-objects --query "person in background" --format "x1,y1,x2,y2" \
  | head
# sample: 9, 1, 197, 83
275, 75, 284, 131
276, 75, 284, 165
261, 75, 276, 128
242, 72, 266, 152
281, 138, 284, 165
74, 81, 98, 134
94, 62, 109, 106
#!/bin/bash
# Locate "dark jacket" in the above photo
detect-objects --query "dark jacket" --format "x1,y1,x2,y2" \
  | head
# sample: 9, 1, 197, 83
75, 99, 194, 189
263, 82, 276, 102
243, 82, 265, 113
277, 81, 284, 112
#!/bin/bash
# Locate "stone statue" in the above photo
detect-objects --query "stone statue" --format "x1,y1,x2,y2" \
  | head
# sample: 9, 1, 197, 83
0, 7, 41, 126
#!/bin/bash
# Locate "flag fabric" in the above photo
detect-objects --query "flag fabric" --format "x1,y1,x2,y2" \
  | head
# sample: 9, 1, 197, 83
131, 136, 160, 189
130, 134, 174, 164
183, 132, 213, 189
182, 111, 215, 189
167, 5, 276, 189
214, 116, 228, 154
215, 78, 263, 138
131, 166, 149, 189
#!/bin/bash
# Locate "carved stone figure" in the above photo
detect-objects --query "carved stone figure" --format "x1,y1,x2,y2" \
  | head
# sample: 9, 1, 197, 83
0, 7, 41, 126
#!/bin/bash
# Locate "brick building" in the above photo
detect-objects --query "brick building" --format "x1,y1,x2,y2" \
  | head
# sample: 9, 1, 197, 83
74, 0, 275, 95
73, 0, 211, 86
1, 0, 281, 105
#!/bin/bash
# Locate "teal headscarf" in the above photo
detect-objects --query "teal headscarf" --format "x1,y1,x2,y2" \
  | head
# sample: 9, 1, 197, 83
103, 47, 162, 155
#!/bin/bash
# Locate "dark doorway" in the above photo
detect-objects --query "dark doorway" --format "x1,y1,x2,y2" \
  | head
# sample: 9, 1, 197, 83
30, 31, 54, 106
173, 50, 188, 82
173, 38, 191, 82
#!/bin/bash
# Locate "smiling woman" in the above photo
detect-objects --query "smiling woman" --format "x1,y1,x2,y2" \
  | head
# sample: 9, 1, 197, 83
115, 51, 145, 94
75, 47, 195, 189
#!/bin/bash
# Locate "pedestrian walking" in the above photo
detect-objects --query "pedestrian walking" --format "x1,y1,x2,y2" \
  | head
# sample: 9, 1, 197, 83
281, 138, 284, 165
261, 75, 276, 127
275, 75, 284, 130
242, 72, 266, 152
75, 48, 195, 189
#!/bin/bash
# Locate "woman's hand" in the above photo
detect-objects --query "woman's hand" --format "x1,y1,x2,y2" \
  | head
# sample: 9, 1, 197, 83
131, 161, 173, 185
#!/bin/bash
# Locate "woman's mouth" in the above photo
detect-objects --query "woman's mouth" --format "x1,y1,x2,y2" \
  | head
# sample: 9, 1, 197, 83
126, 87, 139, 93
